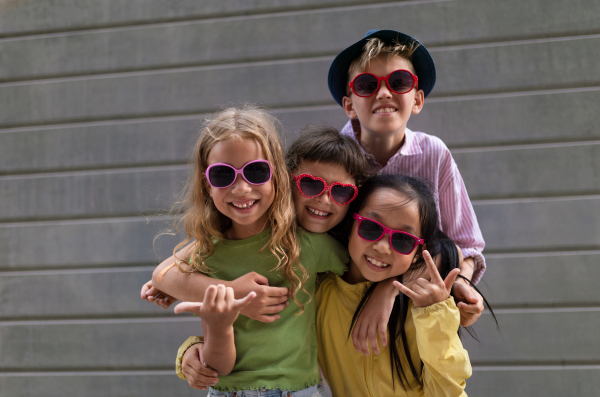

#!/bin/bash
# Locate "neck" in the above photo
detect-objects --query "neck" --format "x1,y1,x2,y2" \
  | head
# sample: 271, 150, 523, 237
341, 261, 368, 284
224, 217, 268, 240
360, 127, 406, 167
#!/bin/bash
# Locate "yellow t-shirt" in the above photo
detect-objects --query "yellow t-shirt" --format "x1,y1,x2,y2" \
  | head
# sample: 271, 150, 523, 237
316, 273, 471, 397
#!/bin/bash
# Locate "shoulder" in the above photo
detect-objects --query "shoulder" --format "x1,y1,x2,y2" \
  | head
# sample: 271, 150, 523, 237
410, 129, 452, 157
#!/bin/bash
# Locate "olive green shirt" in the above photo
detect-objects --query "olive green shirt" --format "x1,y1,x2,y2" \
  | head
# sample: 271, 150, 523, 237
199, 227, 348, 391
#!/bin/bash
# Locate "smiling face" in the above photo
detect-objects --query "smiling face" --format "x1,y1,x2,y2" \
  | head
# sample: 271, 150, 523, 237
206, 136, 275, 240
342, 55, 424, 141
345, 187, 422, 284
291, 160, 356, 233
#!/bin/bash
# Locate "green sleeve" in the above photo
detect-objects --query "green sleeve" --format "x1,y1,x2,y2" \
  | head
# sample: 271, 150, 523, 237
302, 229, 348, 275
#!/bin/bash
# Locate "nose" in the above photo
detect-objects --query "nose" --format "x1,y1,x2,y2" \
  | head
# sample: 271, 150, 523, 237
372, 234, 392, 255
375, 79, 393, 99
316, 189, 332, 205
230, 174, 252, 194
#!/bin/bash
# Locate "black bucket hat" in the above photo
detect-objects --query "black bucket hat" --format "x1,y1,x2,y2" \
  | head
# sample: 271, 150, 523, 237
328, 29, 436, 106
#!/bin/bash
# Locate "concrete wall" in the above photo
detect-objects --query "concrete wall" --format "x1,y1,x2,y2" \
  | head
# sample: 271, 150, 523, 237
0, 0, 598, 395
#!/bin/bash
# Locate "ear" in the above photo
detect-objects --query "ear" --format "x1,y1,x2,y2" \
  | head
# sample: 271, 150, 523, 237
342, 96, 358, 119
411, 89, 425, 115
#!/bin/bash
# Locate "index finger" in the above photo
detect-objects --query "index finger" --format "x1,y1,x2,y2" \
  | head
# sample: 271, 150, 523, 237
423, 250, 443, 283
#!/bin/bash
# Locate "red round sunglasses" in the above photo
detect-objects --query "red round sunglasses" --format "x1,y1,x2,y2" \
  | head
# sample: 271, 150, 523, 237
292, 173, 358, 206
349, 69, 418, 97
353, 213, 424, 255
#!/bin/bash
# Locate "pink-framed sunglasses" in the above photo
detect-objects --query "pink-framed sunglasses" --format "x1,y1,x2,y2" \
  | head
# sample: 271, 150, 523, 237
353, 213, 424, 255
205, 160, 272, 188
292, 173, 358, 206
349, 69, 418, 97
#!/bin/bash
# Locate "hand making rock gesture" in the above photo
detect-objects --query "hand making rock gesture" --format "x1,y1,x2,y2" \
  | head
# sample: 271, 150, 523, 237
393, 250, 460, 308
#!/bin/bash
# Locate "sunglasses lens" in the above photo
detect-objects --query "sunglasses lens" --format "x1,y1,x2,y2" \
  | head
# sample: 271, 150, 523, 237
357, 219, 384, 241
331, 185, 356, 205
299, 176, 325, 197
391, 233, 417, 254
353, 74, 379, 96
388, 70, 414, 94
243, 161, 271, 184
207, 165, 236, 187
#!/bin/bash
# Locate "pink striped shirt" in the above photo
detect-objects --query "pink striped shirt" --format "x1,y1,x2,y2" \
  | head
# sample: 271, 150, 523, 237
341, 120, 486, 284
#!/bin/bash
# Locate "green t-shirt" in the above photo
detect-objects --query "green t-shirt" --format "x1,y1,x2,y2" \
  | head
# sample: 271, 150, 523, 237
204, 227, 348, 391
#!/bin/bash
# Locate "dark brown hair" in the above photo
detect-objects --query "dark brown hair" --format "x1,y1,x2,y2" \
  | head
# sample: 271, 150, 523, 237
285, 125, 370, 186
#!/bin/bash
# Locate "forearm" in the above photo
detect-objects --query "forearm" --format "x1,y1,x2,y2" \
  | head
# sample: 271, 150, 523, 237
458, 256, 475, 283
202, 322, 237, 375
152, 255, 230, 302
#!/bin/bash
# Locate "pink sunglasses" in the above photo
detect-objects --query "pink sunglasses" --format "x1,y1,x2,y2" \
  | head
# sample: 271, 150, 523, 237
353, 213, 424, 255
205, 160, 272, 188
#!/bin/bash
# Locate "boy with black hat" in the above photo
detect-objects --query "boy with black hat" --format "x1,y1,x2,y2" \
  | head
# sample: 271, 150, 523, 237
329, 30, 485, 353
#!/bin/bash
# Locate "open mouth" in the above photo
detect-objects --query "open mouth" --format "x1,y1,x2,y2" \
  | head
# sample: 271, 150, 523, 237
373, 107, 397, 114
230, 200, 257, 210
307, 206, 331, 218
365, 255, 390, 269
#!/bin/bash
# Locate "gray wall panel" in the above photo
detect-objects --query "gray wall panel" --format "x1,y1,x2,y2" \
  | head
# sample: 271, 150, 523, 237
455, 143, 600, 199
3, 87, 600, 174
0, 268, 163, 319
0, 373, 203, 397
479, 253, 600, 307
0, 218, 176, 269
467, 368, 600, 397
411, 88, 600, 147
0, 167, 186, 221
2, 35, 598, 128
474, 197, 600, 251
0, 0, 370, 35
2, 0, 600, 79
0, 318, 201, 369
464, 310, 600, 363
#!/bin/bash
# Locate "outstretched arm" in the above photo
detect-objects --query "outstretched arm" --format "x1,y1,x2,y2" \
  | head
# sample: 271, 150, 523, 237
174, 285, 256, 375
149, 245, 289, 322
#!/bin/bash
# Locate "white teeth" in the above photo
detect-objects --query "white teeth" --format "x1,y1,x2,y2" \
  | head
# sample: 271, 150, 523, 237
374, 107, 396, 114
232, 200, 255, 209
366, 256, 389, 268
308, 207, 330, 217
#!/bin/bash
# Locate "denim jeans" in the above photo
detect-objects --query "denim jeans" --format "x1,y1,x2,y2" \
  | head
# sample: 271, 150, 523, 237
207, 384, 327, 397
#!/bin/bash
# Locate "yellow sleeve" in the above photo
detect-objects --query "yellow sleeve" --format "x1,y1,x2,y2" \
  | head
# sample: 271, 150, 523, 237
411, 297, 472, 397
175, 336, 204, 380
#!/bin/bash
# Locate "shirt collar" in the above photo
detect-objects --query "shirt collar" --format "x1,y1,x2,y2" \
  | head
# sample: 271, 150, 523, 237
399, 127, 422, 156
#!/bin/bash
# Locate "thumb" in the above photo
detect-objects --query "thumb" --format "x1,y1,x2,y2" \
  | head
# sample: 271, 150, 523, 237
444, 268, 461, 293
174, 301, 203, 314
253, 273, 269, 286
233, 291, 257, 311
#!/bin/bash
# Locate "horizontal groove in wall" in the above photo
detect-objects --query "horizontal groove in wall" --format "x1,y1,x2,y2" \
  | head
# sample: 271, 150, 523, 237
0, 265, 155, 277
0, 214, 173, 228
0, 262, 165, 273
485, 250, 600, 259
0, 0, 416, 40
451, 139, 600, 154
472, 194, 600, 206
0, 369, 174, 376
485, 307, 600, 315
471, 362, 600, 370
0, 315, 196, 326
484, 245, 600, 256
0, 164, 187, 180
473, 364, 600, 371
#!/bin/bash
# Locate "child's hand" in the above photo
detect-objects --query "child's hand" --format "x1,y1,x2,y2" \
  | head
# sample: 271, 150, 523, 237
174, 285, 257, 330
181, 343, 219, 390
230, 272, 290, 323
393, 250, 460, 308
453, 279, 484, 327
351, 279, 397, 355
140, 279, 176, 309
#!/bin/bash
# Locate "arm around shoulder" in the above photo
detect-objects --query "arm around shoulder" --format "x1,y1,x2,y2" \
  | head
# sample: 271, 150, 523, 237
412, 297, 471, 397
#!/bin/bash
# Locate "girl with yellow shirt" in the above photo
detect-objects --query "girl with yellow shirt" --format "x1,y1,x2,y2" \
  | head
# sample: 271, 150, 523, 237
316, 174, 473, 397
